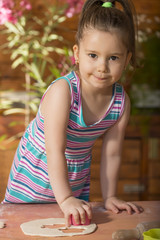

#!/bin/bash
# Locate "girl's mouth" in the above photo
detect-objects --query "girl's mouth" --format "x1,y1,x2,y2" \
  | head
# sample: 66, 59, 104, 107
94, 75, 108, 81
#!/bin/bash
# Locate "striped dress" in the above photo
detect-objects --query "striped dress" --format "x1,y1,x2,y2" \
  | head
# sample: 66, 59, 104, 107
2, 71, 125, 203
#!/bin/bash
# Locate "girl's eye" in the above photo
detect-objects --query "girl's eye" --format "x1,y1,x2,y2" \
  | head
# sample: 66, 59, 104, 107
109, 56, 118, 61
89, 53, 97, 59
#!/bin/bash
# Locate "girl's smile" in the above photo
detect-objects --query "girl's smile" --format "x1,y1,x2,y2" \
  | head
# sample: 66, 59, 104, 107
93, 74, 110, 81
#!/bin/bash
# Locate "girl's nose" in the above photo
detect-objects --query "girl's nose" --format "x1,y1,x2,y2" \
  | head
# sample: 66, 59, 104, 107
97, 61, 107, 73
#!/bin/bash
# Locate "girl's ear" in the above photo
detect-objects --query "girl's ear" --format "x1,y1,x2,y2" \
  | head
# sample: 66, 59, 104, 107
125, 51, 132, 68
73, 44, 79, 61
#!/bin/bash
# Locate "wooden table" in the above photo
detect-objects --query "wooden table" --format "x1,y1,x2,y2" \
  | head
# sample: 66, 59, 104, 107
0, 201, 160, 240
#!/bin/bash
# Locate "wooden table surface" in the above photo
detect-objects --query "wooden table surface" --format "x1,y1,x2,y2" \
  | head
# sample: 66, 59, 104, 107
0, 201, 160, 240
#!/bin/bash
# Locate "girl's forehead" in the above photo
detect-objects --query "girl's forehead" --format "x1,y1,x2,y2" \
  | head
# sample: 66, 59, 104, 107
80, 28, 127, 51
81, 27, 123, 41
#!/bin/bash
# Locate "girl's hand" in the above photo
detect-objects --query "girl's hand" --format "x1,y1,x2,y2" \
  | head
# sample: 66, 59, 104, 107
104, 196, 143, 215
59, 196, 92, 227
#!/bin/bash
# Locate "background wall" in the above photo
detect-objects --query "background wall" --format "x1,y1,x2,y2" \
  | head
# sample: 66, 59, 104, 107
0, 0, 160, 91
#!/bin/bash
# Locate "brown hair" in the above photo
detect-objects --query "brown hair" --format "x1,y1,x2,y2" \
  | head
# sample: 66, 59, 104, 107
76, 0, 137, 67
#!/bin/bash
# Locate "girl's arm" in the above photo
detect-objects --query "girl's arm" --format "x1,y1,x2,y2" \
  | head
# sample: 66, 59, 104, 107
100, 93, 143, 214
41, 79, 91, 226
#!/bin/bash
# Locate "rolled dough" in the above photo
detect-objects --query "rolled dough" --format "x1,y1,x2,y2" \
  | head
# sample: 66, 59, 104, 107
0, 221, 5, 229
20, 218, 97, 237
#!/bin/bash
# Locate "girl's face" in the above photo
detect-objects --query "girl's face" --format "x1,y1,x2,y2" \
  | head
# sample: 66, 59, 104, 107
73, 28, 132, 90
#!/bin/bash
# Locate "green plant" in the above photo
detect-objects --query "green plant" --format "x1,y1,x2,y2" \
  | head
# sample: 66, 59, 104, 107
1, 5, 73, 111
0, 0, 83, 144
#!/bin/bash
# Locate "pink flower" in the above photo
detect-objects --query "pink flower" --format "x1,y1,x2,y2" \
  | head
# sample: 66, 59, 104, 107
66, 7, 75, 18
60, 72, 65, 76
0, 7, 13, 24
0, 0, 14, 9
70, 56, 75, 65
58, 63, 63, 68
20, 0, 32, 10
65, 0, 83, 18
0, 0, 31, 25
25, 3, 32, 10
16, 11, 23, 18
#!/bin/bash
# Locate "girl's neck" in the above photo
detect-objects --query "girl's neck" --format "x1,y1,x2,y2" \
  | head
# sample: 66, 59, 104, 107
76, 71, 114, 126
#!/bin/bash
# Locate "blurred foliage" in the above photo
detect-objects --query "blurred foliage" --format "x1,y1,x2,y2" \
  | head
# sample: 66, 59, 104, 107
0, 3, 76, 144
0, 4, 73, 114
132, 35, 160, 88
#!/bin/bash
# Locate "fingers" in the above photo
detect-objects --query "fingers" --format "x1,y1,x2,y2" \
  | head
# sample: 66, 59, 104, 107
123, 202, 133, 215
63, 199, 92, 227
117, 202, 144, 215
82, 201, 92, 220
115, 202, 143, 215
118, 202, 143, 215
65, 210, 81, 227
65, 213, 71, 227
71, 202, 92, 225
105, 197, 143, 215
109, 204, 119, 214
78, 208, 87, 224
111, 205, 119, 213
126, 202, 144, 214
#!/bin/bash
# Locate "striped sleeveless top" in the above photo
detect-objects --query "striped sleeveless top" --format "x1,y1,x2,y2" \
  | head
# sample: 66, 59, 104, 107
3, 71, 125, 203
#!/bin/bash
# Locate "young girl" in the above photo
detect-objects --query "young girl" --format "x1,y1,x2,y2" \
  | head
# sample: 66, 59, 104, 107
3, 0, 143, 226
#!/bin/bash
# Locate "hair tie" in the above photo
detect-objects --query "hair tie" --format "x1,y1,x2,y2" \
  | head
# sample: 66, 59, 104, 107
102, 2, 112, 8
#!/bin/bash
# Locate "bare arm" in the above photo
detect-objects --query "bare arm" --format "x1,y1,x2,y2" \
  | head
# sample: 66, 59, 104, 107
41, 79, 72, 204
100, 93, 130, 201
100, 93, 143, 214
41, 79, 92, 225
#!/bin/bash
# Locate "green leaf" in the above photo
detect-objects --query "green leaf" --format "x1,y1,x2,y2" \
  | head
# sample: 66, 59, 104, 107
29, 101, 39, 113
47, 34, 63, 41
3, 108, 26, 115
11, 46, 29, 60
50, 67, 61, 78
11, 49, 20, 60
29, 63, 44, 84
5, 22, 20, 34
15, 22, 25, 35
57, 16, 66, 23
0, 134, 8, 142
8, 35, 20, 48
9, 121, 24, 127
19, 16, 26, 27
42, 49, 49, 56
32, 40, 41, 49
52, 15, 59, 21
46, 47, 55, 52
28, 30, 39, 36
54, 47, 65, 55
40, 60, 47, 77
11, 57, 24, 68
32, 16, 43, 26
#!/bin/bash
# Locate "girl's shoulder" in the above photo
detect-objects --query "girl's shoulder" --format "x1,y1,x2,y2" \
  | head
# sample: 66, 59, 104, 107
40, 72, 77, 117
41, 71, 76, 102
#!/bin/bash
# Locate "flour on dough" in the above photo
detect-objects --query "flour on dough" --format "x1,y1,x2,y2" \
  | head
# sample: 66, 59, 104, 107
20, 218, 97, 237
0, 221, 5, 229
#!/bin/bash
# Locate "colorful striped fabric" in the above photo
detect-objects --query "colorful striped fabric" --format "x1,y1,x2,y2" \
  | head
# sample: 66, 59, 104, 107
2, 71, 125, 204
